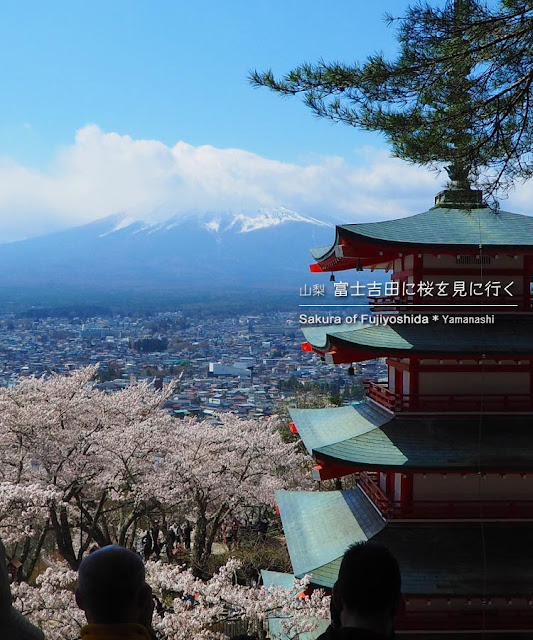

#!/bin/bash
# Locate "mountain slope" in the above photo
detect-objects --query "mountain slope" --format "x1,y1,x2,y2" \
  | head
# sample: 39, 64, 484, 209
0, 208, 335, 297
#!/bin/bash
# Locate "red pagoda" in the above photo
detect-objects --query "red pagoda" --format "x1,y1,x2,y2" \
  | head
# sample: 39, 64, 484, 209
276, 183, 533, 637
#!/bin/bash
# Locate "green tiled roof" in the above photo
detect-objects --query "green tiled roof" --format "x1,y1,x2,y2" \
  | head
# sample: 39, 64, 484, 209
291, 405, 533, 470
311, 208, 533, 260
266, 617, 329, 640
289, 404, 390, 453
260, 571, 329, 640
276, 488, 385, 578
261, 570, 297, 590
277, 489, 533, 594
301, 323, 355, 350
303, 317, 533, 355
309, 558, 342, 590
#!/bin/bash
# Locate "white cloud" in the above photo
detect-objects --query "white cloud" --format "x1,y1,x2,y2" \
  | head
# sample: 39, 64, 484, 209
0, 124, 531, 242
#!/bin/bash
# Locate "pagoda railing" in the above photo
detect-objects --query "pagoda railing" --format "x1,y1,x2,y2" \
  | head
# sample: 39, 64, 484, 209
365, 381, 398, 411
388, 500, 533, 519
365, 381, 533, 413
395, 609, 533, 633
368, 294, 530, 310
357, 471, 390, 514
357, 473, 533, 520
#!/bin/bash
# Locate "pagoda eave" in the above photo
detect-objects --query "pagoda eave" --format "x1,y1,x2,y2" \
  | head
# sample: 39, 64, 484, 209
317, 345, 382, 364
302, 319, 533, 363
314, 344, 533, 365
277, 488, 533, 596
310, 235, 399, 273
314, 449, 533, 474
310, 208, 533, 273
336, 208, 533, 251
290, 406, 533, 472
306, 340, 533, 365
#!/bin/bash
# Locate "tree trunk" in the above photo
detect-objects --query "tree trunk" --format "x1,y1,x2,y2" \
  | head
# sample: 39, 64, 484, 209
202, 503, 229, 568
77, 490, 108, 558
21, 521, 50, 583
118, 511, 139, 548
192, 512, 207, 575
50, 505, 78, 569
256, 619, 268, 640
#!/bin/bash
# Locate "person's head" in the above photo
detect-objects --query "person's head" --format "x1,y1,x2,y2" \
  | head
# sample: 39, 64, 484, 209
76, 545, 152, 626
0, 538, 44, 640
332, 542, 401, 635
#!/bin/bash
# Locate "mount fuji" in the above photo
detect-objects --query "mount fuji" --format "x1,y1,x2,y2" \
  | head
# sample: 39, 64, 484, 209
0, 207, 336, 305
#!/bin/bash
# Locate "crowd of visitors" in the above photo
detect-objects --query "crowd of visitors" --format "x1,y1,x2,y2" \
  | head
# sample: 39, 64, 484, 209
138, 517, 270, 562
140, 521, 193, 562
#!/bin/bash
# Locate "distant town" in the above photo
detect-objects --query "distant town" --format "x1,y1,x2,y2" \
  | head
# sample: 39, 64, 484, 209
0, 310, 386, 418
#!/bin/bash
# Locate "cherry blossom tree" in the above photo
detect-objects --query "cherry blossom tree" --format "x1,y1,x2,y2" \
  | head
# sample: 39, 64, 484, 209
12, 558, 330, 640
0, 367, 177, 577
0, 482, 61, 581
150, 411, 310, 571
0, 367, 310, 578
0, 368, 320, 636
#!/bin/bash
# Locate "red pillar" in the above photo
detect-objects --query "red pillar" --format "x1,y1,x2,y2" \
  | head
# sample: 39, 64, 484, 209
409, 358, 419, 411
400, 473, 414, 514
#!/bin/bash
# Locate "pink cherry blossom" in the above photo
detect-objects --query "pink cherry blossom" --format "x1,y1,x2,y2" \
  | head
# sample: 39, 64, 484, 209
2, 368, 325, 637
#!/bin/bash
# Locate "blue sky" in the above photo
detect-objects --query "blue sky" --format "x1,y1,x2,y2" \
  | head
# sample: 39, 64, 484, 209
0, 0, 527, 241
1, 0, 411, 167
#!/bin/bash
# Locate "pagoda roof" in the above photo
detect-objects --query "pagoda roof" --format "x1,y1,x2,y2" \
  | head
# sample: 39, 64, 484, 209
277, 488, 533, 595
260, 571, 330, 640
302, 317, 533, 360
311, 207, 533, 262
276, 487, 385, 581
290, 404, 533, 471
261, 570, 298, 590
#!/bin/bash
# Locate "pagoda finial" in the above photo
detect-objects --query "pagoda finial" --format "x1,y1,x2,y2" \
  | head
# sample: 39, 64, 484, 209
434, 0, 484, 208
445, 162, 471, 190
436, 156, 483, 209
435, 165, 483, 207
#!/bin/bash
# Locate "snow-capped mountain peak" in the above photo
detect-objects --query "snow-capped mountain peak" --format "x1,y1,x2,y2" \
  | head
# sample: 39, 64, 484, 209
224, 207, 331, 233
96, 206, 333, 238
98, 216, 139, 237
0, 204, 336, 298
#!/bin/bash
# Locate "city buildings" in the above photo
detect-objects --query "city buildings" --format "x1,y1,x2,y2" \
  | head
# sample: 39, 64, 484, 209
0, 311, 367, 419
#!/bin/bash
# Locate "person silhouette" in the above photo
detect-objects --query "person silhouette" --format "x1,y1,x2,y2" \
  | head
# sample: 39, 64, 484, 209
0, 538, 44, 640
76, 545, 155, 640
318, 541, 402, 640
